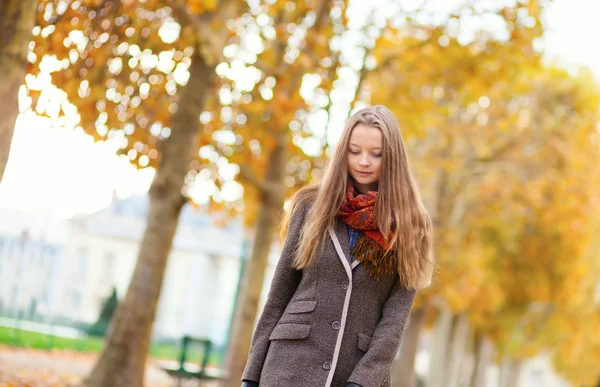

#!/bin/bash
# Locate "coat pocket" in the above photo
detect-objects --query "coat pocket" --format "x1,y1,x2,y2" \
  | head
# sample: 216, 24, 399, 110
286, 300, 317, 314
357, 332, 372, 352
269, 323, 311, 340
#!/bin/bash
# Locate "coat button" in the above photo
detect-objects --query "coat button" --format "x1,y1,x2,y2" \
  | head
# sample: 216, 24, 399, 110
342, 281, 349, 289
332, 321, 340, 330
323, 362, 331, 370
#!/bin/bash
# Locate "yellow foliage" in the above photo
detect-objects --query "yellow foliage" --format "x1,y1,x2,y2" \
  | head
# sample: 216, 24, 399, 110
187, 0, 218, 14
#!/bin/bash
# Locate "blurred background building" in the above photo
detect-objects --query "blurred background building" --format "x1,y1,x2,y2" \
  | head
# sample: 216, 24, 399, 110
0, 196, 280, 348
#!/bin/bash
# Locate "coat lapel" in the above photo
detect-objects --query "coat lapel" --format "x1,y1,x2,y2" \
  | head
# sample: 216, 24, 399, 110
333, 217, 350, 261
332, 217, 361, 270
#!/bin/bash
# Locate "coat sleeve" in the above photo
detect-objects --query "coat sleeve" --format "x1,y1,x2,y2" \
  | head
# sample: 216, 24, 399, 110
347, 278, 417, 387
241, 202, 309, 383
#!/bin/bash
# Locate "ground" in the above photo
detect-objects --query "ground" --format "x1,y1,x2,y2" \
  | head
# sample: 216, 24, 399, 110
0, 345, 219, 387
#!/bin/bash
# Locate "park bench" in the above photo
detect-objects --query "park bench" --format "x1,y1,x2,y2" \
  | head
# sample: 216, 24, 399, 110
160, 336, 225, 386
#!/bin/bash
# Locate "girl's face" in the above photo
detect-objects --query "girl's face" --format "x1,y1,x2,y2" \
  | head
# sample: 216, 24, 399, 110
347, 124, 383, 193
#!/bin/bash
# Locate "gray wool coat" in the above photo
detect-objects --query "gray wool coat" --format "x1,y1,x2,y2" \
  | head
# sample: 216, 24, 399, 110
242, 202, 417, 387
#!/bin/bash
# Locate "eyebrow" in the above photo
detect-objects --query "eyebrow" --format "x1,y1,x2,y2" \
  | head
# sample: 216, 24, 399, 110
349, 143, 382, 150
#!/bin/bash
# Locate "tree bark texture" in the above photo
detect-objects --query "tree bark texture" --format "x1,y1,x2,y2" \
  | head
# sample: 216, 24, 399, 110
469, 331, 495, 387
444, 313, 471, 387
426, 305, 453, 387
391, 307, 427, 387
0, 0, 37, 184
498, 357, 524, 387
85, 51, 213, 387
225, 136, 286, 386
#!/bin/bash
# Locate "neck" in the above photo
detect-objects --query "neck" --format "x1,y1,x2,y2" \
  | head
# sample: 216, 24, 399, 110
353, 180, 378, 195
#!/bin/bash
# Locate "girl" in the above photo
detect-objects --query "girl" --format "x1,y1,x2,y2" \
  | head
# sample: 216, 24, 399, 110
241, 105, 435, 387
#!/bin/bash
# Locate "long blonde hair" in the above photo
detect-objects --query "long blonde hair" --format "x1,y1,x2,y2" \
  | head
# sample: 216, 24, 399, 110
282, 105, 434, 289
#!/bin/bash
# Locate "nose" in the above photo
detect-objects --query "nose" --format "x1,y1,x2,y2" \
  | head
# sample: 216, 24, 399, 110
359, 154, 370, 167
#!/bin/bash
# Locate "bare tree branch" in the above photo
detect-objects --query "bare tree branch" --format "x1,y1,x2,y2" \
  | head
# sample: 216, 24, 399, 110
168, 0, 239, 65
239, 164, 271, 194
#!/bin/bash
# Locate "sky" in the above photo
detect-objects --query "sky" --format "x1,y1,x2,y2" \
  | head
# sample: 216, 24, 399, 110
0, 0, 598, 219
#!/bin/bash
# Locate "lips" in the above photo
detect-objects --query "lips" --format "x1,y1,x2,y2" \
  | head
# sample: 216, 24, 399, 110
356, 171, 372, 177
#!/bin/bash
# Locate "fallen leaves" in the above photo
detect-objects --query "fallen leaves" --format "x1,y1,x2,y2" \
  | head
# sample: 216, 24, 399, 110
0, 346, 175, 387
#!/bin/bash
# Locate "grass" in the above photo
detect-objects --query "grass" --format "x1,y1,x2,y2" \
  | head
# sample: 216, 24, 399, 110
0, 325, 222, 365
0, 325, 104, 352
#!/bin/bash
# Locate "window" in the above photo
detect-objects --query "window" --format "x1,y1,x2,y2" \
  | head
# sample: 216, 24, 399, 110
70, 290, 81, 309
77, 248, 88, 276
102, 253, 115, 286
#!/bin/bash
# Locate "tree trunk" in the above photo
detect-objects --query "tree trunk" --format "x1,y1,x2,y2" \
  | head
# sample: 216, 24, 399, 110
469, 331, 494, 387
85, 50, 213, 387
445, 313, 470, 387
426, 304, 453, 387
498, 357, 524, 387
225, 135, 286, 386
391, 306, 427, 387
0, 0, 37, 184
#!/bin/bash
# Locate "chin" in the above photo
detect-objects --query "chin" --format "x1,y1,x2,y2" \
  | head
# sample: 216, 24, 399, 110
352, 174, 377, 186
